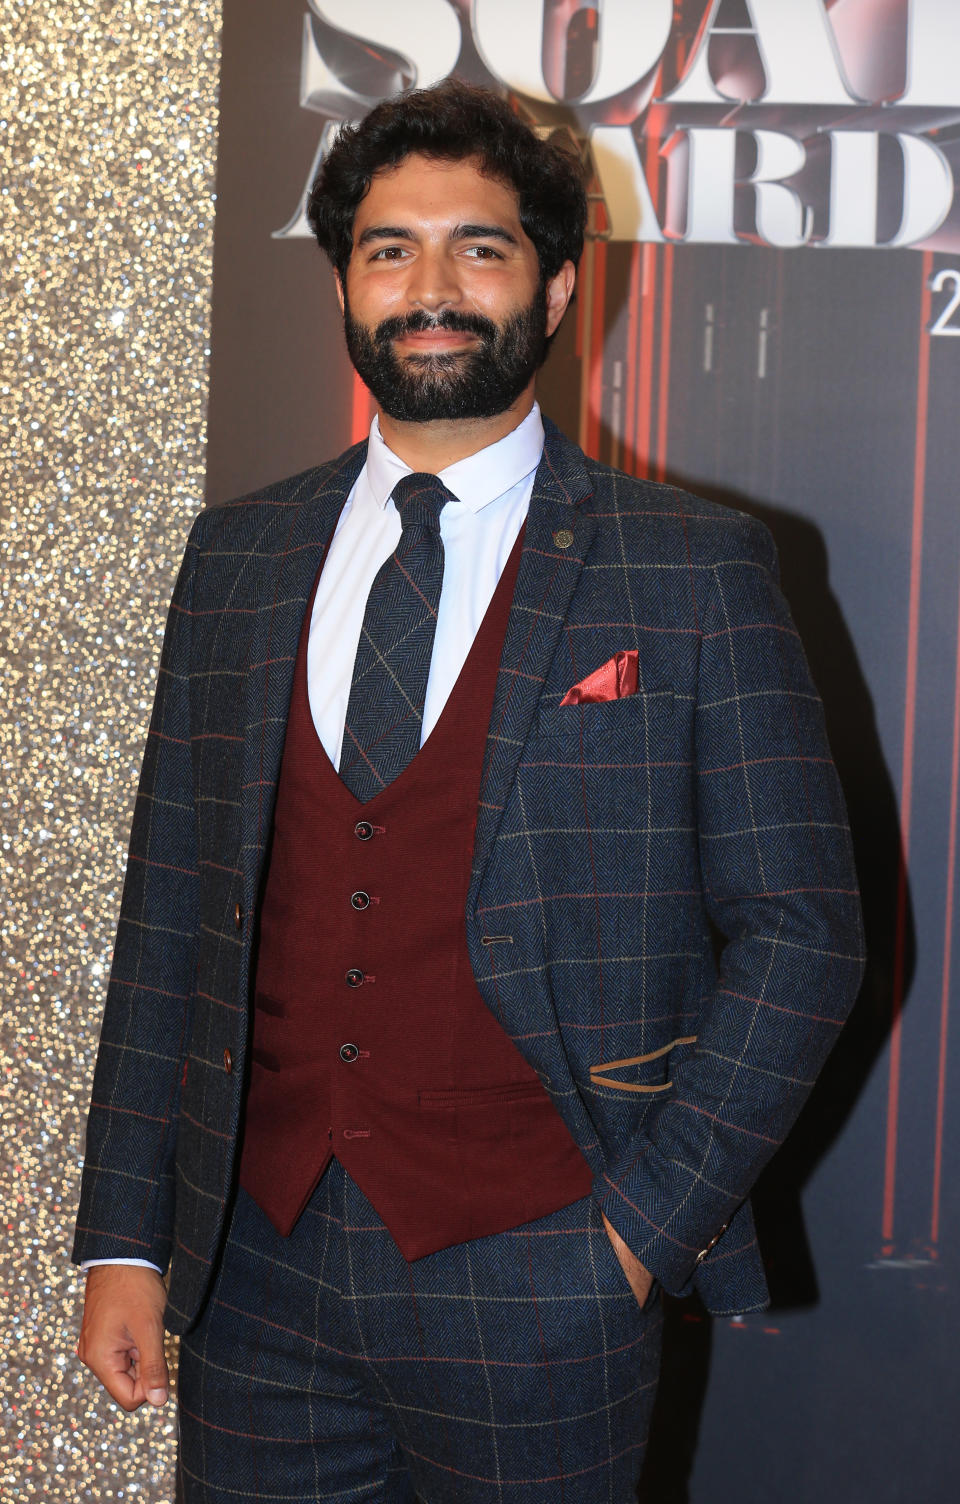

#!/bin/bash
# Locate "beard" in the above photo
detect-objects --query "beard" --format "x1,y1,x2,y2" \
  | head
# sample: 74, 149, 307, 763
342, 285, 549, 423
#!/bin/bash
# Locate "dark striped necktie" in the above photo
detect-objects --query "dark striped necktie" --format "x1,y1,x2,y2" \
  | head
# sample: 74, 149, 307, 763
339, 472, 456, 801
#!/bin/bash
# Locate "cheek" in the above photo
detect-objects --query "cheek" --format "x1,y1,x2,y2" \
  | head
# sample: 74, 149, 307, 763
466, 280, 530, 323
346, 269, 401, 315
475, 261, 540, 307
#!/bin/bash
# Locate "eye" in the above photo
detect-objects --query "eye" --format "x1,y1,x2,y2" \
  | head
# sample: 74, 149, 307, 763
370, 245, 408, 261
463, 245, 503, 260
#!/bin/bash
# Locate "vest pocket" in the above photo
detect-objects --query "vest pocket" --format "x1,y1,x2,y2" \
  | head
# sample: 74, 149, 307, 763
254, 989, 286, 1017
249, 992, 287, 1071
418, 1080, 549, 1146
418, 1080, 546, 1109
251, 1047, 282, 1072
417, 1079, 563, 1151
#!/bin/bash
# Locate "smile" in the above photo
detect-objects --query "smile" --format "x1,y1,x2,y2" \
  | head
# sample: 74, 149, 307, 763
395, 330, 478, 352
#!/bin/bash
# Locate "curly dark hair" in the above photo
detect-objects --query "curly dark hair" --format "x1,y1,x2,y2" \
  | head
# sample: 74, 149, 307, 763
307, 79, 587, 284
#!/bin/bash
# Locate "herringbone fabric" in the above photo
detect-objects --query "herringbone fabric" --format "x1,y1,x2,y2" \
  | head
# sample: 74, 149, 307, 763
340, 472, 455, 800
73, 420, 865, 1333
177, 1164, 662, 1503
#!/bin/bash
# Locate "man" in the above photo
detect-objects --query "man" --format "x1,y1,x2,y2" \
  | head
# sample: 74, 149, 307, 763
75, 81, 864, 1502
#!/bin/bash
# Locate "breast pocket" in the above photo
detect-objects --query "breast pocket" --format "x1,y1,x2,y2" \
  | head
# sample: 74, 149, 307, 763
538, 687, 674, 750
534, 689, 680, 829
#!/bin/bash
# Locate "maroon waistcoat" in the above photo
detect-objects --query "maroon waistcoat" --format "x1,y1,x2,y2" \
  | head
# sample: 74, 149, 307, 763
238, 532, 592, 1259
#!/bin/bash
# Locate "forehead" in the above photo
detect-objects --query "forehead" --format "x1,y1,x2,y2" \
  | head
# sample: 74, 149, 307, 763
353, 154, 525, 236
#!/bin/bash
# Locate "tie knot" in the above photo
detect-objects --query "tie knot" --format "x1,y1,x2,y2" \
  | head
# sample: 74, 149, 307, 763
390, 472, 454, 533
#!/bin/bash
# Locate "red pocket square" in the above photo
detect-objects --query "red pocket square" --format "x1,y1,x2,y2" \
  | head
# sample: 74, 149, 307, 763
560, 650, 639, 706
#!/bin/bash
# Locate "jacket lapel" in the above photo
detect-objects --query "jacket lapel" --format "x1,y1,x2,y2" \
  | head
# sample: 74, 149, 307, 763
237, 422, 596, 918
470, 420, 596, 903
240, 443, 366, 912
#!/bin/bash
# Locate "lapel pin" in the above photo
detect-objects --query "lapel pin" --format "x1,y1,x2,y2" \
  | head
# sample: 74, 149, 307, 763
553, 528, 574, 550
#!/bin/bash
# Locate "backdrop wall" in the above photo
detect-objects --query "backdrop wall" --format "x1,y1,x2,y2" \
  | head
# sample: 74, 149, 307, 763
204, 4, 960, 1500
1, 4, 221, 1500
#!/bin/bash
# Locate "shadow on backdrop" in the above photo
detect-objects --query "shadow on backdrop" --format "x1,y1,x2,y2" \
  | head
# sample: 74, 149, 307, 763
631, 474, 914, 1503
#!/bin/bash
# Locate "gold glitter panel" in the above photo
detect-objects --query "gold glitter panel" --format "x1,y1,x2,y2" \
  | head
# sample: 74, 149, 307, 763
1, 4, 221, 1497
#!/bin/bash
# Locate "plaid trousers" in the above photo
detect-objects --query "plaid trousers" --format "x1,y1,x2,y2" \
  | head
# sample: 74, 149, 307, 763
177, 1161, 663, 1503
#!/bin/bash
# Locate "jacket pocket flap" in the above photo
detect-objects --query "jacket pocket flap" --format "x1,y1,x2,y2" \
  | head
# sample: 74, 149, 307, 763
588, 1034, 697, 1094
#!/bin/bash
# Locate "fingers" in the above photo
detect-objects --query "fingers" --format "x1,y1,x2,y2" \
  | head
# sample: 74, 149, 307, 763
601, 1211, 655, 1306
80, 1318, 169, 1411
137, 1341, 171, 1408
78, 1264, 170, 1411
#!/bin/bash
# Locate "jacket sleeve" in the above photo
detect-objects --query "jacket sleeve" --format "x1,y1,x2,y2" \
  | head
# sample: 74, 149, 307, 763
593, 515, 865, 1296
72, 519, 203, 1272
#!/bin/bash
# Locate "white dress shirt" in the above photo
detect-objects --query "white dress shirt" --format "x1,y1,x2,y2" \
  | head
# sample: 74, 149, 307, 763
81, 402, 545, 1273
308, 402, 543, 766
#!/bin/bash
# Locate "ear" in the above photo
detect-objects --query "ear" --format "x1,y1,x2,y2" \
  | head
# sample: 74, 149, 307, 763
544, 261, 576, 338
334, 272, 345, 316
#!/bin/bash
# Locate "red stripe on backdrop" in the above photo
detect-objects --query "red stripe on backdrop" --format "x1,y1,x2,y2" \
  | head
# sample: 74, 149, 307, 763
351, 373, 373, 446
632, 126, 664, 478
634, 244, 657, 475
623, 246, 642, 475
931, 567, 960, 1250
883, 250, 934, 1251
654, 244, 675, 483
585, 240, 607, 460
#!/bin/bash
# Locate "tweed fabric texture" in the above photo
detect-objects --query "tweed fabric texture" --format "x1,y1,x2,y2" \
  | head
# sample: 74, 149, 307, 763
73, 420, 865, 1331
341, 472, 454, 801
177, 1162, 662, 1503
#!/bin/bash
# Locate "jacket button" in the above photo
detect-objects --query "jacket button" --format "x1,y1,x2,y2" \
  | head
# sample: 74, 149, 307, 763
354, 820, 374, 840
223, 1048, 233, 1074
339, 1042, 360, 1063
234, 902, 243, 931
345, 968, 364, 988
350, 891, 370, 911
694, 1222, 729, 1266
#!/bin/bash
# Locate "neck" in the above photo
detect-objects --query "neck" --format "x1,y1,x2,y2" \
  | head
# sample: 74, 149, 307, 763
375, 385, 535, 473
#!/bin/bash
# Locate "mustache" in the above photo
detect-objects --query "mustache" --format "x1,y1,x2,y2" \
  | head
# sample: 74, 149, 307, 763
373, 309, 499, 344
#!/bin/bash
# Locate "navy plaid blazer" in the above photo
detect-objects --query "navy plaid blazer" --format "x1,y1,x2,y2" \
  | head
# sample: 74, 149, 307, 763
74, 419, 865, 1329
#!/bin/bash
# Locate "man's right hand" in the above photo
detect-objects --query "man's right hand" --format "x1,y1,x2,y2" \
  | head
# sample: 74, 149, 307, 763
77, 1264, 169, 1410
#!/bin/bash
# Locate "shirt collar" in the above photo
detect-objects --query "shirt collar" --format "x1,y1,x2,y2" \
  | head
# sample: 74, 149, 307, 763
364, 403, 545, 515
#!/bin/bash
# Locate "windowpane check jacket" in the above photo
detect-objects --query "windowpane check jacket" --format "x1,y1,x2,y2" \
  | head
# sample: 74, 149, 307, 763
73, 419, 865, 1329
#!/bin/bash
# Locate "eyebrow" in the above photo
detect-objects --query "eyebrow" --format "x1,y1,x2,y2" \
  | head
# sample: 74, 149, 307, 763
356, 222, 520, 249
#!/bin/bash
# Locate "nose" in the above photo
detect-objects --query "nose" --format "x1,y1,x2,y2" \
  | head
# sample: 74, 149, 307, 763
405, 246, 461, 313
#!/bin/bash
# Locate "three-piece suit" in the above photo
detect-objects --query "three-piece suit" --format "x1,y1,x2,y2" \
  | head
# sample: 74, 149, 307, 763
74, 418, 864, 1500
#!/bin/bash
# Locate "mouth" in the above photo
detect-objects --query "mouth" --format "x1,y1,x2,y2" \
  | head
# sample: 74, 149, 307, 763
394, 329, 478, 353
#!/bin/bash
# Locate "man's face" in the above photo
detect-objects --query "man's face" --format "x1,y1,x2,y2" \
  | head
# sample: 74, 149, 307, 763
338, 155, 563, 423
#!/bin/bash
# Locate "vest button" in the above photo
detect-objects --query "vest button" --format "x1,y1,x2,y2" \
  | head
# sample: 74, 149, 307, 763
234, 902, 243, 931
339, 1042, 360, 1063
223, 1047, 233, 1074
345, 968, 364, 988
354, 820, 374, 840
350, 891, 371, 911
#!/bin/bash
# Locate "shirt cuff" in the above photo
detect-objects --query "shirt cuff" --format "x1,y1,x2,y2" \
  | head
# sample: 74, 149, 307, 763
80, 1257, 164, 1274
